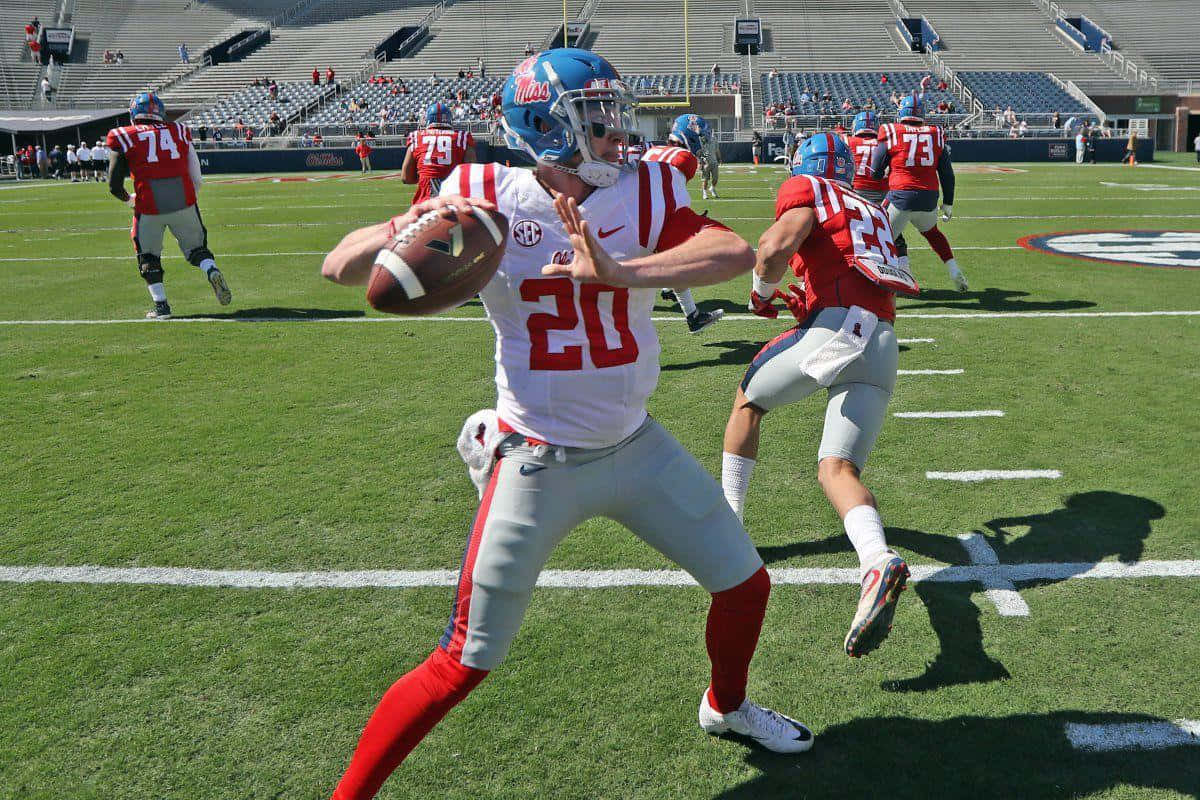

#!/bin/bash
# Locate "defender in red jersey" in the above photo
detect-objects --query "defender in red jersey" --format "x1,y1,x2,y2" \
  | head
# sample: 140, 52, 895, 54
871, 94, 968, 291
724, 133, 911, 660
107, 91, 230, 319
644, 114, 724, 333
401, 102, 476, 206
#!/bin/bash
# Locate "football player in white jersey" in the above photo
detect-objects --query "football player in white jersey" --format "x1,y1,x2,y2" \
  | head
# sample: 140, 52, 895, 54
321, 48, 812, 800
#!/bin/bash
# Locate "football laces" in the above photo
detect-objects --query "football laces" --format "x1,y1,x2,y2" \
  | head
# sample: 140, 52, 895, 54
393, 208, 448, 247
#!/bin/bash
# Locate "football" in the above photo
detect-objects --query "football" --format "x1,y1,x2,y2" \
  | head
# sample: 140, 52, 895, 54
366, 203, 508, 315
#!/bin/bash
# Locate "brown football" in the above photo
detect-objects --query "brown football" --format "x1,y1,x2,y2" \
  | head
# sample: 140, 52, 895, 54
366, 203, 508, 315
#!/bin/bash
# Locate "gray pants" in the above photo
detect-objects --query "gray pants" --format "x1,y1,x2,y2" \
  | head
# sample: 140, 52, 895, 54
132, 203, 207, 259
440, 417, 764, 670
740, 307, 898, 469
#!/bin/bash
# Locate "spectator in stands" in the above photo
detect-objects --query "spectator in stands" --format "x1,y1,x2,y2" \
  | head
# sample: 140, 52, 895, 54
31, 15, 40, 32
937, 78, 948, 91
179, 43, 189, 64
768, 67, 779, 79
936, 100, 949, 114
269, 81, 278, 101
213, 130, 223, 144
821, 89, 831, 102
198, 124, 208, 142
477, 57, 485, 78
711, 63, 720, 77
244, 127, 255, 145
457, 68, 466, 79
312, 132, 323, 147
116, 51, 125, 64
430, 71, 439, 84
313, 67, 320, 85
946, 99, 956, 113
326, 67, 335, 85
399, 79, 409, 94
880, 73, 889, 85
524, 42, 535, 57
103, 49, 115, 64
889, 91, 900, 107
269, 111, 282, 136
841, 98, 854, 112
920, 73, 932, 93
1009, 123, 1019, 139
40, 76, 52, 102
1019, 119, 1028, 137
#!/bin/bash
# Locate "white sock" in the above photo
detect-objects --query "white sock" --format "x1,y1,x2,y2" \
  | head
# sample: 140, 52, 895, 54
147, 282, 167, 302
198, 258, 216, 274
843, 504, 889, 576
946, 257, 960, 273
675, 288, 698, 316
721, 452, 755, 523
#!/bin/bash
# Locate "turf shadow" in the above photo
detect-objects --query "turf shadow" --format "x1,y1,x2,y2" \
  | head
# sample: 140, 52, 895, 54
661, 340, 764, 372
710, 711, 1200, 800
900, 287, 1097, 312
757, 492, 1164, 694
176, 307, 366, 320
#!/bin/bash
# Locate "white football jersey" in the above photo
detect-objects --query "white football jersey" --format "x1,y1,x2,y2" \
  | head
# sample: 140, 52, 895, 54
441, 161, 690, 448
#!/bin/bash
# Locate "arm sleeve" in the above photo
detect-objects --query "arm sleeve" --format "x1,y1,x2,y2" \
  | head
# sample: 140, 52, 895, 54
870, 139, 890, 181
937, 145, 954, 205
188, 146, 203, 190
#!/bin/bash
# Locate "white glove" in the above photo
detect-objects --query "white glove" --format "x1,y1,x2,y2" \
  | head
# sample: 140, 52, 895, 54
940, 203, 953, 222
456, 409, 502, 499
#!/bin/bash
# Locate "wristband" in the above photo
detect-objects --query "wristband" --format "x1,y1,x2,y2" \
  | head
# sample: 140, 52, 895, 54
752, 273, 779, 298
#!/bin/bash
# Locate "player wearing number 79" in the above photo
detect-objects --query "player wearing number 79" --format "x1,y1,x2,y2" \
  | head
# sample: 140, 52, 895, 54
106, 92, 230, 320
321, 48, 812, 800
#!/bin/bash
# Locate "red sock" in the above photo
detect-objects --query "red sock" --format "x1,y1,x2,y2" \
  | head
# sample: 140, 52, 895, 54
705, 566, 770, 713
921, 225, 955, 262
332, 647, 488, 800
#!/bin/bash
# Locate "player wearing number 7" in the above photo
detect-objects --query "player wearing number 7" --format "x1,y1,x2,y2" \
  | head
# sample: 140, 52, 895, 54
106, 92, 230, 320
321, 48, 812, 800
872, 94, 968, 292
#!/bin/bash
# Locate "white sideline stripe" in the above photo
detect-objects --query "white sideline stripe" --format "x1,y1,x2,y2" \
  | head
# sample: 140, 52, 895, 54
2, 311, 1198, 326
1066, 720, 1200, 751
927, 469, 1061, 481
897, 338, 935, 343
1139, 163, 1200, 172
895, 410, 1004, 418
958, 533, 1031, 617
3, 560, 1200, 589
898, 369, 964, 375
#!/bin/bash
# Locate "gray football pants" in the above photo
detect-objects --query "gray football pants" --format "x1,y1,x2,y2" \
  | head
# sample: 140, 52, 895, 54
440, 416, 764, 670
740, 307, 898, 470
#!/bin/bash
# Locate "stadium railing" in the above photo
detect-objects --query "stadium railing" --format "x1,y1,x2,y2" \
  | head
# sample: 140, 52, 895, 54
1034, 0, 1158, 90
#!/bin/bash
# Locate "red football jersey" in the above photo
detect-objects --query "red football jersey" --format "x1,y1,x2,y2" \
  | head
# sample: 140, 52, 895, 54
106, 121, 196, 215
845, 134, 888, 193
877, 122, 945, 192
641, 145, 698, 181
406, 126, 474, 205
775, 174, 900, 322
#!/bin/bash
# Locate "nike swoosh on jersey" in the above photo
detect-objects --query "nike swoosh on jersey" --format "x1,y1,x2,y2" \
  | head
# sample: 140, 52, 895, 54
597, 225, 625, 238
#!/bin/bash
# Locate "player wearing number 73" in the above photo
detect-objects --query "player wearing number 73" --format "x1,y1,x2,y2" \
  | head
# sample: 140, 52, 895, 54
321, 48, 812, 800
106, 92, 230, 320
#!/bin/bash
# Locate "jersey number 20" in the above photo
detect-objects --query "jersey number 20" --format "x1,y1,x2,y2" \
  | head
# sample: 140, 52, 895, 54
521, 278, 639, 370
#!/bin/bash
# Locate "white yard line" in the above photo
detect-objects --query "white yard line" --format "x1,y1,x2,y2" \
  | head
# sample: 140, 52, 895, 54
895, 410, 1004, 418
958, 533, 1031, 616
898, 369, 964, 375
1065, 720, 1200, 751
2, 560, 1199, 589
897, 337, 935, 343
927, 470, 1061, 481
1, 311, 1197, 326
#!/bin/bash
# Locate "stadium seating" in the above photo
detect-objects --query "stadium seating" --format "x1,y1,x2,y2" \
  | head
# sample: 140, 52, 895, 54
959, 71, 1089, 114
761, 71, 955, 114
1052, 0, 1199, 86
584, 0, 742, 76
0, 1, 61, 105
753, 0, 927, 72
184, 81, 334, 138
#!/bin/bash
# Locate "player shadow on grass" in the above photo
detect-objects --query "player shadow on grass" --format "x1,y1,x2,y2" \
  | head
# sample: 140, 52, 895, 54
710, 711, 1200, 800
899, 287, 1096, 312
661, 338, 912, 371
757, 491, 1164, 694
176, 307, 366, 320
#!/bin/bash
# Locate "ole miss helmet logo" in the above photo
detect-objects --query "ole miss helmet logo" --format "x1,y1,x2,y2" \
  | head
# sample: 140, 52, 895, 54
513, 219, 543, 247
513, 76, 551, 105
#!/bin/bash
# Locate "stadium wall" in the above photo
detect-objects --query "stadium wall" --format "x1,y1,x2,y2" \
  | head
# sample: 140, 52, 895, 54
195, 137, 1155, 174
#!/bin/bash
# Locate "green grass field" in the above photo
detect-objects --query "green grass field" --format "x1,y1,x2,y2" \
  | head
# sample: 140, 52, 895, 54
2, 157, 1199, 799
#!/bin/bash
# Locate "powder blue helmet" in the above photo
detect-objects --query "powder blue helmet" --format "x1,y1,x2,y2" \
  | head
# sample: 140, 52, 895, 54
426, 102, 452, 125
501, 48, 640, 187
668, 113, 711, 155
791, 132, 855, 186
129, 91, 165, 123
851, 111, 878, 136
898, 93, 924, 123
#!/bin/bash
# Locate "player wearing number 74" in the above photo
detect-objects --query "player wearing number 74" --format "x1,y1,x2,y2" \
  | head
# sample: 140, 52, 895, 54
321, 48, 813, 800
106, 91, 230, 320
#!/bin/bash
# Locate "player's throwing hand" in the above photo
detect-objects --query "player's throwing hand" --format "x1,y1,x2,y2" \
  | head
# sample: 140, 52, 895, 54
541, 193, 622, 283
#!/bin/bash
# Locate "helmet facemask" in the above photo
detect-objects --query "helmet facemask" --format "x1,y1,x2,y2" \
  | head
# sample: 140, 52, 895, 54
539, 65, 640, 187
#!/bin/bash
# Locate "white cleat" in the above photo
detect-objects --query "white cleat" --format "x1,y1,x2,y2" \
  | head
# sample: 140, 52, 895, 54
207, 267, 232, 306
949, 265, 970, 293
698, 691, 814, 753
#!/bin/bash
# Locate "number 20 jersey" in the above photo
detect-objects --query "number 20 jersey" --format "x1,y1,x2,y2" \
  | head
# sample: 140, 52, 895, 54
876, 122, 946, 192
105, 121, 196, 216
440, 161, 721, 448
776, 174, 898, 322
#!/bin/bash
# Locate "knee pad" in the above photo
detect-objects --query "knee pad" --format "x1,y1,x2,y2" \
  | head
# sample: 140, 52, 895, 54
137, 253, 164, 284
185, 246, 214, 267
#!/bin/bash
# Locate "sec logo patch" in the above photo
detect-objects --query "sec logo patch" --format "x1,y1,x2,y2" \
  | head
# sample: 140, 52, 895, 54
512, 219, 543, 247
1018, 230, 1200, 269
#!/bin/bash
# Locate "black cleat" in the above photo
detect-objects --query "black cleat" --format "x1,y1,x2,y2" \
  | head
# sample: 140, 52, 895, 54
660, 288, 676, 302
686, 308, 724, 334
146, 300, 172, 320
